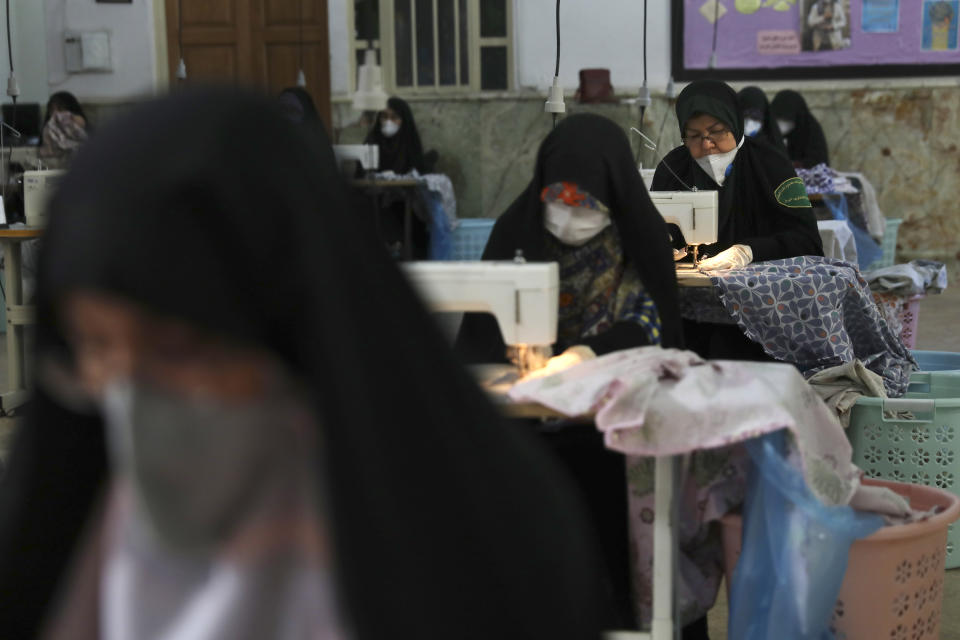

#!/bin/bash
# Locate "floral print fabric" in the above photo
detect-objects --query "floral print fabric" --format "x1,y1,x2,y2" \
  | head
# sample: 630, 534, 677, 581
540, 181, 610, 212
544, 216, 661, 350
686, 256, 915, 397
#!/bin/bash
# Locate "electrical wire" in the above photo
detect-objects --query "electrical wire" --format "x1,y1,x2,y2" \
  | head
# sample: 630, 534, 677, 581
298, 0, 304, 70
642, 0, 648, 88
177, 0, 183, 59
710, 0, 720, 65
554, 0, 560, 78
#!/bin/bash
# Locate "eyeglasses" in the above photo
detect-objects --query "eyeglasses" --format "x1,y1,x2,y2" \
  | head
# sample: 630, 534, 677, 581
682, 128, 732, 147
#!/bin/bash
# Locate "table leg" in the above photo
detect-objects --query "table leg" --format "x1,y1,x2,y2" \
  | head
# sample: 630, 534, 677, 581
4, 240, 24, 394
403, 199, 413, 261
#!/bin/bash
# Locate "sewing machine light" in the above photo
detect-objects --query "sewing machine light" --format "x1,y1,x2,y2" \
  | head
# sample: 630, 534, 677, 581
650, 190, 719, 266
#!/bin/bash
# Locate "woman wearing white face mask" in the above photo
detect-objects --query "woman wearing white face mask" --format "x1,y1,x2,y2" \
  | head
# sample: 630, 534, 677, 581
457, 113, 683, 634
652, 80, 822, 361
736, 86, 787, 155
364, 97, 426, 174
770, 89, 830, 169
0, 89, 608, 640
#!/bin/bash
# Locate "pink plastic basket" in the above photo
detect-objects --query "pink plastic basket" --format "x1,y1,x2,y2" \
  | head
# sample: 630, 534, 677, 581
721, 478, 960, 640
873, 292, 924, 350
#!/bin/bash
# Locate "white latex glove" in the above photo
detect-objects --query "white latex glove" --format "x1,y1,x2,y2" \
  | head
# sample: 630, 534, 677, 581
524, 345, 596, 380
698, 244, 753, 272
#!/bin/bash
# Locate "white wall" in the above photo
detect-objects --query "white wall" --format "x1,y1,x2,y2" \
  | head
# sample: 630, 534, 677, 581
44, 0, 158, 101
0, 1, 50, 105
329, 0, 350, 95
514, 0, 671, 94
326, 0, 672, 96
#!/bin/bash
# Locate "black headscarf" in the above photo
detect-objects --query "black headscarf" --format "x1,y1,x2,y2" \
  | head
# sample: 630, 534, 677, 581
652, 80, 823, 263
457, 113, 682, 362
770, 89, 830, 168
364, 96, 425, 174
0, 88, 606, 639
278, 86, 320, 124
737, 86, 787, 154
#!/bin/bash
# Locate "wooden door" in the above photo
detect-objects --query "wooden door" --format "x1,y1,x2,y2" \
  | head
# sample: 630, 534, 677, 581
166, 0, 331, 131
251, 0, 331, 128
166, 0, 251, 83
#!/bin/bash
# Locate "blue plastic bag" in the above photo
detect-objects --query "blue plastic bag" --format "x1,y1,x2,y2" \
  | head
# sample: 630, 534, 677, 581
820, 193, 882, 270
419, 186, 454, 260
728, 432, 883, 639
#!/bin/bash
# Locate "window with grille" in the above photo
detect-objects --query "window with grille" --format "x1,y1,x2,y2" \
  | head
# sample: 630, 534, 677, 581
349, 0, 513, 94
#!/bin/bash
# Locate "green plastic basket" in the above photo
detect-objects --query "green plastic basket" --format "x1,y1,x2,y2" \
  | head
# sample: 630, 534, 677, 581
848, 372, 960, 568
865, 217, 903, 271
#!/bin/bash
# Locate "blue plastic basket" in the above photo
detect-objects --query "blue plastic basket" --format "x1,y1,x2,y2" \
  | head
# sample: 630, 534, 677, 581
913, 351, 960, 373
849, 371, 960, 567
450, 219, 495, 261
865, 217, 903, 271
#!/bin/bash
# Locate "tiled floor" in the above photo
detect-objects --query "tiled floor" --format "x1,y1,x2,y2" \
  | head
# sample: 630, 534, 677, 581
1, 272, 958, 637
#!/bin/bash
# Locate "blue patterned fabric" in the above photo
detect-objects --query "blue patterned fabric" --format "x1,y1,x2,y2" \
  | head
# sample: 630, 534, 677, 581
682, 257, 916, 396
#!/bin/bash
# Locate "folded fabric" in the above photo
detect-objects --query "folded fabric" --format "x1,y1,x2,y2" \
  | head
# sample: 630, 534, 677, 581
836, 171, 886, 241
807, 359, 887, 428
865, 259, 948, 296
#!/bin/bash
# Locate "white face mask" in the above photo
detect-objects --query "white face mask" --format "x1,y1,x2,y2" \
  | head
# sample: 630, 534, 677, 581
543, 201, 611, 247
101, 379, 297, 552
777, 119, 795, 136
381, 120, 400, 138
744, 118, 762, 137
694, 135, 744, 187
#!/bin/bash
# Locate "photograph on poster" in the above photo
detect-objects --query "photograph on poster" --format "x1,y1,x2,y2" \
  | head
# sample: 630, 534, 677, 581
801, 0, 851, 51
862, 0, 900, 33
922, 0, 959, 50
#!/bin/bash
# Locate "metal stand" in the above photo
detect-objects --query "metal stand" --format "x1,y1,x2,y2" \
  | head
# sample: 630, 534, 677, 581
0, 231, 38, 413
604, 455, 677, 640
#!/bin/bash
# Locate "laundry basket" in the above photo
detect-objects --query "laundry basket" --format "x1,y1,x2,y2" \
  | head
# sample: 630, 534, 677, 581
450, 219, 495, 261
873, 292, 923, 349
912, 350, 960, 373
721, 478, 960, 640
865, 217, 903, 271
848, 371, 960, 568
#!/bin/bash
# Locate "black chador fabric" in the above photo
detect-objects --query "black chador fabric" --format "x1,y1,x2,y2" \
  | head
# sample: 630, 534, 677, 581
363, 96, 426, 174
652, 80, 823, 263
737, 86, 787, 154
0, 88, 606, 639
770, 89, 830, 168
456, 113, 682, 365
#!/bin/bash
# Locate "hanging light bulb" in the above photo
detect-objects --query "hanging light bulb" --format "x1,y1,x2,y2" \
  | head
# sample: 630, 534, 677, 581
295, 0, 306, 88
352, 49, 388, 112
176, 0, 187, 80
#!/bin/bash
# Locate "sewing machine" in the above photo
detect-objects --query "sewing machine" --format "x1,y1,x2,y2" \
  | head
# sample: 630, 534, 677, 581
403, 261, 559, 375
650, 190, 719, 267
23, 169, 67, 227
333, 144, 379, 172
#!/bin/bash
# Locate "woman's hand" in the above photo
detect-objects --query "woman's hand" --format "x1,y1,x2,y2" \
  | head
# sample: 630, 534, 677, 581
698, 244, 753, 271
525, 345, 596, 380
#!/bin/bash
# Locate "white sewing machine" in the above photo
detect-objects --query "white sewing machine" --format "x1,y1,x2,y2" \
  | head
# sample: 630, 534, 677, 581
402, 261, 559, 375
23, 169, 67, 227
650, 190, 719, 267
333, 144, 379, 172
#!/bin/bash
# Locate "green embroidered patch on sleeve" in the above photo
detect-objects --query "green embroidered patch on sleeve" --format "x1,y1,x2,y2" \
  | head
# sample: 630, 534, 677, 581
774, 177, 812, 208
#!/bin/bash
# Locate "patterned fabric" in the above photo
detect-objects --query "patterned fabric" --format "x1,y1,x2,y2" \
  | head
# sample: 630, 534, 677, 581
508, 347, 870, 627
706, 256, 916, 396
544, 225, 661, 350
540, 181, 610, 212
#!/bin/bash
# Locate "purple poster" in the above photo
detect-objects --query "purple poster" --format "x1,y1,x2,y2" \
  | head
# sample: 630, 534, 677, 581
682, 0, 960, 71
